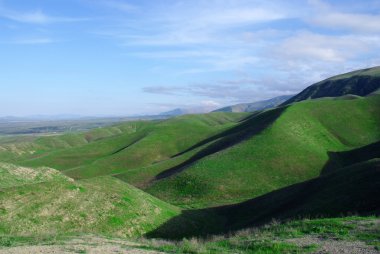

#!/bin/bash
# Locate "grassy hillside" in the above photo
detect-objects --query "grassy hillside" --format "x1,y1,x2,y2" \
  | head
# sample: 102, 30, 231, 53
64, 113, 246, 179
0, 162, 69, 189
148, 155, 380, 238
1, 96, 379, 210
1, 216, 379, 253
147, 95, 380, 207
144, 216, 380, 253
0, 72, 379, 250
284, 66, 380, 104
0, 113, 246, 182
322, 140, 380, 174
0, 169, 182, 238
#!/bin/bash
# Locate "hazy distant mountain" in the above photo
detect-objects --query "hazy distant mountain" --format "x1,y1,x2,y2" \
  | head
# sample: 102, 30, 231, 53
159, 108, 209, 116
159, 108, 187, 116
213, 95, 294, 113
0, 115, 86, 122
283, 66, 380, 105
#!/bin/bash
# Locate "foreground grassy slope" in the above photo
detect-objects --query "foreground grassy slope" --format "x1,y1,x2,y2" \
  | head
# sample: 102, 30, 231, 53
1, 216, 378, 253
2, 216, 378, 253
0, 167, 182, 238
148, 153, 380, 238
0, 162, 68, 189
147, 95, 380, 207
144, 216, 380, 254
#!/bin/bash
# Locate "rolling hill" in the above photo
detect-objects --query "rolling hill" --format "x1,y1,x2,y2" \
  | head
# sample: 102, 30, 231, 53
283, 66, 380, 104
0, 163, 183, 238
213, 95, 293, 113
146, 94, 380, 207
0, 67, 379, 249
1, 94, 379, 209
0, 113, 247, 182
148, 156, 380, 238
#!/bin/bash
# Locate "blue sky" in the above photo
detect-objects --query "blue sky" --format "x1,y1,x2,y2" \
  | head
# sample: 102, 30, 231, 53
0, 0, 379, 116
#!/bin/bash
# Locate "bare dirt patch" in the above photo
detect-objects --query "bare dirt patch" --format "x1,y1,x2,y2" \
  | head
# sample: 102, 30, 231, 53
0, 236, 162, 254
288, 236, 379, 254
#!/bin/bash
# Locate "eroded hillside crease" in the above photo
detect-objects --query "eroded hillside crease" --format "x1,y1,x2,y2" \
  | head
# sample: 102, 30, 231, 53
153, 106, 288, 180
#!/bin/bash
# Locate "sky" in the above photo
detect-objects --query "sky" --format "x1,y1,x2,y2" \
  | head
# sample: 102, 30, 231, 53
0, 0, 380, 116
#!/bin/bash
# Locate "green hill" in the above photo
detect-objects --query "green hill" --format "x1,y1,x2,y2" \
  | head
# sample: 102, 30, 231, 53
214, 158, 380, 232
0, 113, 246, 183
0, 165, 182, 238
0, 162, 69, 189
2, 95, 379, 210
0, 69, 379, 244
148, 151, 380, 238
146, 95, 380, 207
284, 66, 380, 104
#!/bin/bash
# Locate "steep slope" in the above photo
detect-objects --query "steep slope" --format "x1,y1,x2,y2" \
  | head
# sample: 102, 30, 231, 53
322, 140, 380, 174
213, 95, 293, 113
283, 66, 380, 104
146, 95, 380, 207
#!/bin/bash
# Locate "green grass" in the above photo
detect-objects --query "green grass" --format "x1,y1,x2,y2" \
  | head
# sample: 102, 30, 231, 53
1, 96, 378, 209
0, 113, 246, 182
0, 173, 182, 238
0, 162, 69, 189
139, 216, 379, 254
329, 66, 380, 80
2, 216, 377, 253
146, 156, 380, 238
147, 95, 380, 207
283, 66, 380, 105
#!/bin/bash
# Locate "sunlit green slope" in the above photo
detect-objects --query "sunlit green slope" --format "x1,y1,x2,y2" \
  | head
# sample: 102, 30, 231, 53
0, 164, 181, 238
147, 95, 380, 207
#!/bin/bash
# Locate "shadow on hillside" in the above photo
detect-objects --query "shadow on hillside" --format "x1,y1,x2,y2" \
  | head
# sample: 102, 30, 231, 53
154, 106, 288, 180
146, 159, 380, 239
282, 75, 380, 105
321, 141, 380, 175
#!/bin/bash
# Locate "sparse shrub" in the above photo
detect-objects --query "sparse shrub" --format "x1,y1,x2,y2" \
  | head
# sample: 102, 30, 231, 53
0, 237, 12, 247
180, 237, 206, 253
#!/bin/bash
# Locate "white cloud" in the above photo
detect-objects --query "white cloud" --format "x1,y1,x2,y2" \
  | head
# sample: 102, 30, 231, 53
11, 37, 55, 45
307, 0, 380, 33
311, 12, 380, 33
143, 78, 299, 104
97, 1, 288, 46
273, 31, 380, 63
0, 6, 88, 24
201, 100, 221, 107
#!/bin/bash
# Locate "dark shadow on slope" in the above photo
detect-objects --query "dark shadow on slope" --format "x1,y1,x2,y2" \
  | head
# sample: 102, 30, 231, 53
110, 134, 147, 155
169, 111, 263, 158
283, 75, 380, 105
154, 107, 288, 180
146, 159, 380, 239
321, 141, 380, 175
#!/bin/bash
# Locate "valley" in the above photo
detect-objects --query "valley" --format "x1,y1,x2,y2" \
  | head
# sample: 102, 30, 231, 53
1, 67, 379, 253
